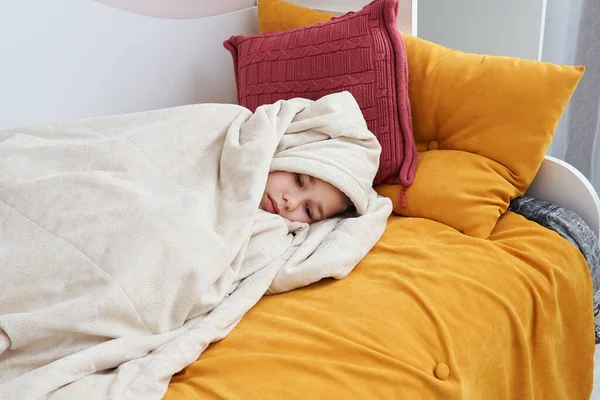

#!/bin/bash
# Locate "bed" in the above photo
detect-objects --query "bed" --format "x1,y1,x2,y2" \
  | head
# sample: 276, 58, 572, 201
1, 0, 600, 399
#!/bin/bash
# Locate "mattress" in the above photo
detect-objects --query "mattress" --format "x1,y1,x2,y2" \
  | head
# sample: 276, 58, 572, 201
164, 212, 595, 399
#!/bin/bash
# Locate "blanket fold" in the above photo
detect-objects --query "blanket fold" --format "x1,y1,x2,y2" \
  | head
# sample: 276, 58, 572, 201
0, 91, 392, 399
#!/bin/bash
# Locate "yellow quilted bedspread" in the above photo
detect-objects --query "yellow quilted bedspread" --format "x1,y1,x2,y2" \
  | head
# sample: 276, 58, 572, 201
164, 213, 594, 399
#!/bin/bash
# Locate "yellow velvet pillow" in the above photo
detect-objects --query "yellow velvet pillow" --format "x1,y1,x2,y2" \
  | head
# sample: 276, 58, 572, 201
258, 0, 335, 33
258, 0, 584, 238
377, 35, 583, 237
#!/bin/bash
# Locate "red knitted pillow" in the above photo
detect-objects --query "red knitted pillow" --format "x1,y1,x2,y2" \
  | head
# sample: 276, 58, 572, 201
224, 0, 417, 188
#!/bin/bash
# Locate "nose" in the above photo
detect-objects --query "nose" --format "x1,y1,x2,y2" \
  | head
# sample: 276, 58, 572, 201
283, 193, 300, 210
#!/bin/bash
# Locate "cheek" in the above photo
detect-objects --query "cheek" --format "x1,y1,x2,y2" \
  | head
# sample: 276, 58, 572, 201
281, 208, 310, 223
265, 172, 293, 193
264, 175, 277, 191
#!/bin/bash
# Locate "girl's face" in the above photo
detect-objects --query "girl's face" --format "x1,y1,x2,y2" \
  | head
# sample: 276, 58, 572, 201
260, 171, 349, 223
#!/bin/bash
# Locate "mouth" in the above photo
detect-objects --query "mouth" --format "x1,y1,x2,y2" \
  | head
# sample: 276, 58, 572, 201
266, 195, 279, 214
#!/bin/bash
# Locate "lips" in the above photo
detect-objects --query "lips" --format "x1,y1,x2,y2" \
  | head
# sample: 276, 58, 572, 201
266, 195, 279, 214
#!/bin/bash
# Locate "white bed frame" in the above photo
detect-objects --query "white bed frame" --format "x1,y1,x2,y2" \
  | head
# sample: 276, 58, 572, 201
1, 0, 599, 238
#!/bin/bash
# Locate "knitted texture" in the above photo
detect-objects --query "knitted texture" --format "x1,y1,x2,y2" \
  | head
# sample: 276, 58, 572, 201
224, 0, 417, 187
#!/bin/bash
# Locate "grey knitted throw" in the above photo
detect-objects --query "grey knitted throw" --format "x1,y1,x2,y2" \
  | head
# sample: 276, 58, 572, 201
509, 196, 600, 344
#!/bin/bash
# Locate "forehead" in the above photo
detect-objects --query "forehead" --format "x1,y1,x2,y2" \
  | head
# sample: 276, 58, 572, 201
311, 175, 338, 194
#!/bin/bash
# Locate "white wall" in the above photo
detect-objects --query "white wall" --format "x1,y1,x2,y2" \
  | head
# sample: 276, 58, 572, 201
416, 0, 546, 60
541, 0, 583, 159
0, 0, 258, 130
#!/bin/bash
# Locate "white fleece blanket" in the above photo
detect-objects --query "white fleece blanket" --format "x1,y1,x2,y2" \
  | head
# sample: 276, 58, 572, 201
0, 92, 392, 399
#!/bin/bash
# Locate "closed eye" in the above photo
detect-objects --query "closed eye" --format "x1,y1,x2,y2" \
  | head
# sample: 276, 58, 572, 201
305, 203, 313, 220
295, 173, 303, 187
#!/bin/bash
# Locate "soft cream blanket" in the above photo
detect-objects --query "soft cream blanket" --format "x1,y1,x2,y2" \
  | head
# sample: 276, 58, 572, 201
0, 92, 392, 399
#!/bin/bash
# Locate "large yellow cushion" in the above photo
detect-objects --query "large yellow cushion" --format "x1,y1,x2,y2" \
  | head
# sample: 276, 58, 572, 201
378, 35, 584, 237
165, 214, 594, 398
256, 0, 584, 238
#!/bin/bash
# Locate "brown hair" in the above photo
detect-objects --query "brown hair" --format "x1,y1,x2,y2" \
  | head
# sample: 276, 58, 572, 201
340, 195, 356, 216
